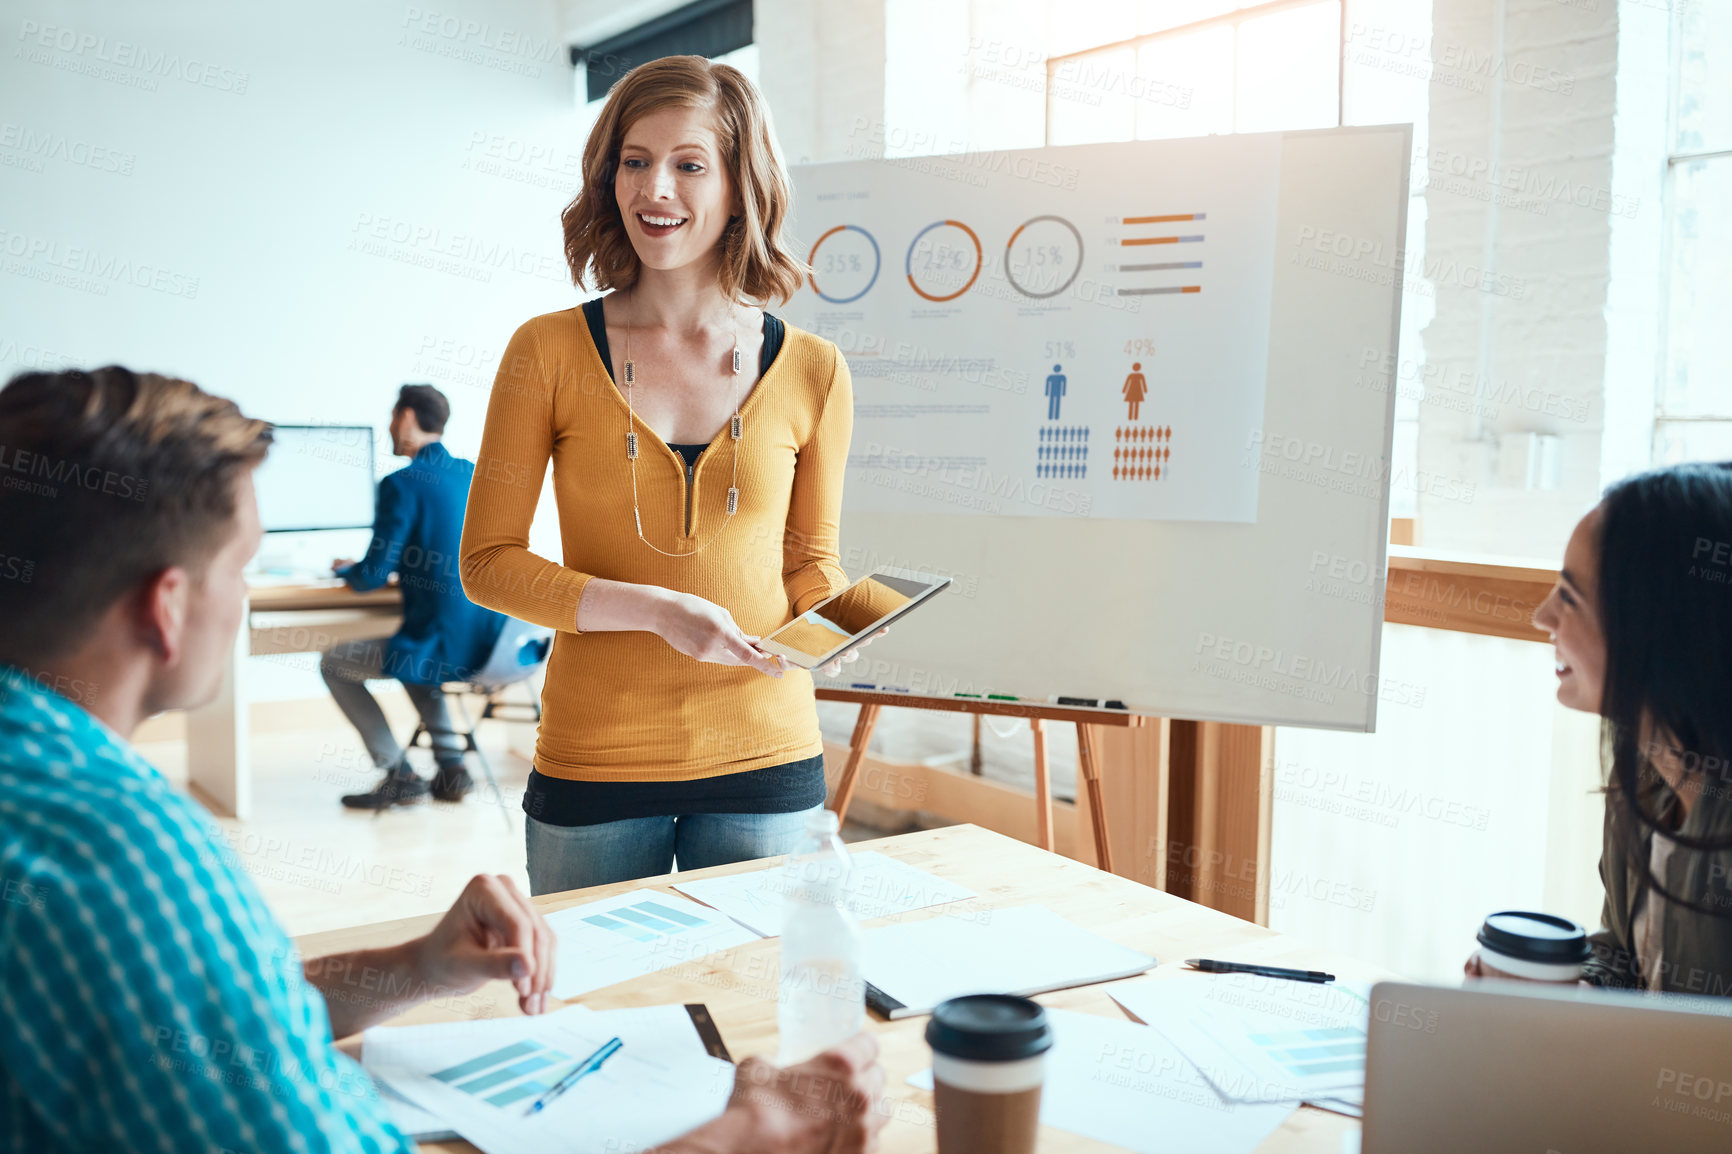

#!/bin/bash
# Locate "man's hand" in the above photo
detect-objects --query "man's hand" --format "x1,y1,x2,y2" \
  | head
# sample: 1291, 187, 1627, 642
308, 874, 557, 1038
415, 874, 557, 1016
718, 1034, 888, 1153
331, 558, 356, 574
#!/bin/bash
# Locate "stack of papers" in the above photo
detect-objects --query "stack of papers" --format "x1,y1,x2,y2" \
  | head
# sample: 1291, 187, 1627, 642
673, 851, 978, 936
1110, 972, 1372, 1115
540, 858, 976, 1000
863, 906, 1156, 1018
365, 1005, 734, 1154
542, 890, 760, 999
909, 1007, 1293, 1154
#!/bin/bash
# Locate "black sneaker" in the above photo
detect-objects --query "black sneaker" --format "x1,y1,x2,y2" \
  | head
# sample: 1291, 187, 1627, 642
430, 763, 474, 803
340, 769, 430, 810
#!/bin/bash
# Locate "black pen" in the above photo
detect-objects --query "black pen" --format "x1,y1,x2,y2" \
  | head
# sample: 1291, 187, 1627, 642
1186, 958, 1336, 983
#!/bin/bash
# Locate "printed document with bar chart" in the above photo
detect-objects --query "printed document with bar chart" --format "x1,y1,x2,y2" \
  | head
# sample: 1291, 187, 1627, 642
1110, 972, 1372, 1104
543, 890, 759, 999
364, 1006, 733, 1154
785, 132, 1281, 523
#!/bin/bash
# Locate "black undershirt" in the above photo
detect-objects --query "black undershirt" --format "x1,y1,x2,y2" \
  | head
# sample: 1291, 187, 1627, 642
523, 297, 820, 828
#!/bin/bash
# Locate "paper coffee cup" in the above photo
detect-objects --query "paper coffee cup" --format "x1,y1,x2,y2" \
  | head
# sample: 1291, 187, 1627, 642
925, 995, 1054, 1154
1475, 910, 1591, 982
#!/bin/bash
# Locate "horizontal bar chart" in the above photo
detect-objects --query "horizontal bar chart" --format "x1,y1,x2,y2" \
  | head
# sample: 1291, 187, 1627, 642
1119, 261, 1202, 272
1121, 234, 1204, 246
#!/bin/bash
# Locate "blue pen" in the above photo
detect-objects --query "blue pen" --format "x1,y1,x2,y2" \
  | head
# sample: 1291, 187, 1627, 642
524, 1036, 623, 1117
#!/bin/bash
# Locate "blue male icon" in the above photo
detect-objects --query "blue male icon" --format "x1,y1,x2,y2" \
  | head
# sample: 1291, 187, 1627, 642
1045, 364, 1066, 420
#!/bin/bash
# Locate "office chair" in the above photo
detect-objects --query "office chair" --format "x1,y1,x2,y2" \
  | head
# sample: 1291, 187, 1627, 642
407, 618, 553, 816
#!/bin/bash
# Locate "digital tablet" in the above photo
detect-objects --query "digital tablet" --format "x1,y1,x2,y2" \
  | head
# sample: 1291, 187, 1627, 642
757, 567, 952, 670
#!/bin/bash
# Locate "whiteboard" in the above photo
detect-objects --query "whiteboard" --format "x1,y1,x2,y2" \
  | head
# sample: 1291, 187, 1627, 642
783, 126, 1411, 732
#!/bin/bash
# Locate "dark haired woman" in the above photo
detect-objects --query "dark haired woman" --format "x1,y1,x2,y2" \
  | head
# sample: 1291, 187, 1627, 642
460, 56, 867, 893
1466, 463, 1732, 992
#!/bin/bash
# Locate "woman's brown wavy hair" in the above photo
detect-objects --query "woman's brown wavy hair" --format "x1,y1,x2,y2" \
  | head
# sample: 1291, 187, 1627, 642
561, 55, 807, 305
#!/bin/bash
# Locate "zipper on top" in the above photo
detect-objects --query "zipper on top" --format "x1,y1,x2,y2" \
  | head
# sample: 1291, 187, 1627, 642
684, 458, 696, 536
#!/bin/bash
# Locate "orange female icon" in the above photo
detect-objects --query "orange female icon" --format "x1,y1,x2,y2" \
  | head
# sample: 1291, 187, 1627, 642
1122, 362, 1148, 421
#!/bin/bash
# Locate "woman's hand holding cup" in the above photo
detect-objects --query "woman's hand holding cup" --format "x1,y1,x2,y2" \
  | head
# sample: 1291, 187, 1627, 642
1465, 911, 1592, 985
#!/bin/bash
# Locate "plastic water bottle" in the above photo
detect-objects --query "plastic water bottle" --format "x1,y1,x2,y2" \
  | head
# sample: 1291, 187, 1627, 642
777, 808, 865, 1064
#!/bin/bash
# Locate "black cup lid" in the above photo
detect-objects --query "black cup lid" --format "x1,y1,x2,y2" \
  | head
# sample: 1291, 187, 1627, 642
925, 995, 1054, 1062
1477, 910, 1591, 964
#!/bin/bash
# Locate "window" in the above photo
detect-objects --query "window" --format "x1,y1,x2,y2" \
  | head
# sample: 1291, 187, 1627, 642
1044, 1, 1345, 147
1654, 5, 1732, 465
573, 0, 753, 103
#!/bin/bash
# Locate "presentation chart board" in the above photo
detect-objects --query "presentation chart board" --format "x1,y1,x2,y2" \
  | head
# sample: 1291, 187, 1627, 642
782, 128, 1409, 730
785, 134, 1283, 524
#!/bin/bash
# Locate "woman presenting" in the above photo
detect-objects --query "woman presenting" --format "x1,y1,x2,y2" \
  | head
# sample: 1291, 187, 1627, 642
461, 56, 864, 894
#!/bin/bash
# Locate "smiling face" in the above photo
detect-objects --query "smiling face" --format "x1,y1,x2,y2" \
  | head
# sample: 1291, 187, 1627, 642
614, 104, 740, 277
1532, 505, 1608, 713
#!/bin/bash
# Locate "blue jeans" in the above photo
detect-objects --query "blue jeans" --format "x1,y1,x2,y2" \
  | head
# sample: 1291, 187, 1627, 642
524, 805, 825, 895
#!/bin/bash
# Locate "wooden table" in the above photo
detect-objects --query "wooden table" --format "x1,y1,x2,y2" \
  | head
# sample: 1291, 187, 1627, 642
183, 579, 402, 818
299, 825, 1375, 1152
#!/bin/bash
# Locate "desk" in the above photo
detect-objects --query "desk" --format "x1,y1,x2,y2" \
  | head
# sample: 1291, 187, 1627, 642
297, 824, 1377, 1152
183, 579, 402, 818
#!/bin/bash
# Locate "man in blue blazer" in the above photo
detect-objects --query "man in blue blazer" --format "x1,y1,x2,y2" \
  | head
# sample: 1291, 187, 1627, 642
322, 384, 505, 809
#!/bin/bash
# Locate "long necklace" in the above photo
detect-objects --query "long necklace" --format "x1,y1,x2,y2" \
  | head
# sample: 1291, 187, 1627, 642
621, 296, 747, 558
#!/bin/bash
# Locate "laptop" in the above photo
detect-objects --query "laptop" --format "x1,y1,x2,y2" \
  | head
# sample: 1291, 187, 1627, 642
1363, 980, 1732, 1153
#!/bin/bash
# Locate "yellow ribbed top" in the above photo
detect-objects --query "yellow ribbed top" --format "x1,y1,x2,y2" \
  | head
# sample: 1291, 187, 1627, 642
459, 305, 852, 782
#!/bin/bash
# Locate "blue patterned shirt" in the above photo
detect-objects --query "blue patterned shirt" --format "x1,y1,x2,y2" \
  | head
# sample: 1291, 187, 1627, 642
0, 666, 415, 1152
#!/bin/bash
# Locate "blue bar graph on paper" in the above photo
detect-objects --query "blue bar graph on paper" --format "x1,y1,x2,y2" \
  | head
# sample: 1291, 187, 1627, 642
432, 1041, 541, 1083
584, 899, 713, 942
611, 906, 688, 933
641, 901, 707, 927
583, 913, 657, 942
429, 1041, 580, 1109
488, 1076, 564, 1107
456, 1053, 561, 1094
1246, 1026, 1366, 1080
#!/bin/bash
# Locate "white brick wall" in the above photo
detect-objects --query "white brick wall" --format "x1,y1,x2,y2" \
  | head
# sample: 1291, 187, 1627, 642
1418, 0, 1666, 557
756, 0, 888, 164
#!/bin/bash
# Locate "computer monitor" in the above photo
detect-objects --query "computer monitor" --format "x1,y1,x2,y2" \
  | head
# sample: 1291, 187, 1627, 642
255, 425, 377, 532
